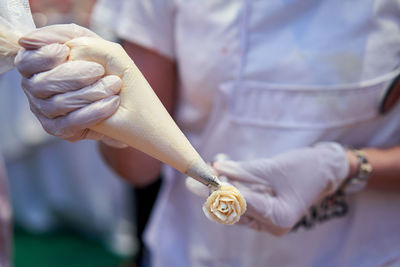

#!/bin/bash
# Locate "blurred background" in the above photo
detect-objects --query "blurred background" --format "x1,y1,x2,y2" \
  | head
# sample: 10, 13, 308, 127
0, 0, 142, 266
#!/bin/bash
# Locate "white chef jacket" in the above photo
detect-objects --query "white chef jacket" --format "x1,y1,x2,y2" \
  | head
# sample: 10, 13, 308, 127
93, 0, 400, 266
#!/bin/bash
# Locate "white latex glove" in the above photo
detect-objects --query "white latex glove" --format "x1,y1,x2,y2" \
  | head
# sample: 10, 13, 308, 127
187, 143, 349, 235
14, 24, 127, 147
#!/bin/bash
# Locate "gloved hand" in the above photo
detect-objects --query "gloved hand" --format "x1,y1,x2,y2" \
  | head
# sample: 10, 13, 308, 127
186, 142, 349, 235
15, 24, 127, 147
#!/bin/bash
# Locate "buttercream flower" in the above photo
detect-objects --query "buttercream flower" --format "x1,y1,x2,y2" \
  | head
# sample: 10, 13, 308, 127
203, 183, 247, 225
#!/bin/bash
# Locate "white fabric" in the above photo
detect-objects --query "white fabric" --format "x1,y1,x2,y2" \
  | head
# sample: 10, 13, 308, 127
93, 0, 176, 59
94, 0, 400, 266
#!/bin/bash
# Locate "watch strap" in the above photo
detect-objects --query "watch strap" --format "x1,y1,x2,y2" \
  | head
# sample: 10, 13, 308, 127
342, 149, 372, 194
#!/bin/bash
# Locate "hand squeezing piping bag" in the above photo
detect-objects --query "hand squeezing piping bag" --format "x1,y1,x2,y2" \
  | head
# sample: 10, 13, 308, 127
66, 37, 220, 189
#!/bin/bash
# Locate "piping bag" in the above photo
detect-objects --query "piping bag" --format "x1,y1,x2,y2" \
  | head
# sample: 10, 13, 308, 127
0, 0, 220, 190
68, 37, 220, 189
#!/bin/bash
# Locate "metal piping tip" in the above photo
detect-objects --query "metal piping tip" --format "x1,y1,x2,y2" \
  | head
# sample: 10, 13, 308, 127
185, 158, 220, 191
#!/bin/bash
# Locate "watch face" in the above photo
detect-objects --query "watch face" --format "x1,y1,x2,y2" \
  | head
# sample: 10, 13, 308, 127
359, 164, 373, 179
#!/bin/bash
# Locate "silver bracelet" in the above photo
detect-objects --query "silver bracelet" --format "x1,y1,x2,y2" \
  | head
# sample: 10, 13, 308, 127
342, 149, 373, 194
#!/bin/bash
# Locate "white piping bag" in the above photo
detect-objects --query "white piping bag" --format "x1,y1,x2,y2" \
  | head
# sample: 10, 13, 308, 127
67, 37, 220, 188
0, 0, 219, 189
0, 0, 35, 73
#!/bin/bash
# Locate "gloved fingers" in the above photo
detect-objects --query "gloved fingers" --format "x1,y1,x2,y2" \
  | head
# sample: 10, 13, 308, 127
19, 23, 100, 50
230, 179, 274, 196
231, 184, 281, 225
21, 60, 105, 99
185, 177, 210, 198
62, 128, 104, 142
79, 129, 105, 141
212, 153, 230, 164
33, 95, 120, 140
100, 136, 129, 149
243, 188, 305, 229
63, 129, 121, 143
238, 215, 289, 236
25, 75, 122, 119
238, 216, 270, 232
15, 44, 70, 77
238, 198, 285, 235
213, 160, 272, 186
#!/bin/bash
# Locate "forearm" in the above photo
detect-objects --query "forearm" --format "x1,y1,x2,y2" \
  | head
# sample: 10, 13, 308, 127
346, 146, 400, 192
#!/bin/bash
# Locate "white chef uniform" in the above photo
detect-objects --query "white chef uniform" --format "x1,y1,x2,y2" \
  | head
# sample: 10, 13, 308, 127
93, 0, 400, 266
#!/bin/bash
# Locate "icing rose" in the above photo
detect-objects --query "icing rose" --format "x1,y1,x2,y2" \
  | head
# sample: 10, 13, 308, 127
202, 183, 247, 225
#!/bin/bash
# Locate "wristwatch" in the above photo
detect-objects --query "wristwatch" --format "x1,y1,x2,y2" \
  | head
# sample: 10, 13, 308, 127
342, 150, 373, 194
